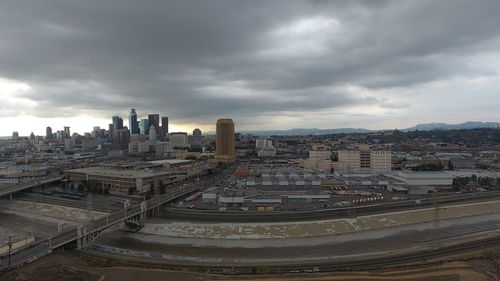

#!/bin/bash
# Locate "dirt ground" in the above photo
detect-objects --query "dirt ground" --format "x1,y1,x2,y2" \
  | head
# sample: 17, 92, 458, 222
0, 253, 498, 281
0, 253, 102, 281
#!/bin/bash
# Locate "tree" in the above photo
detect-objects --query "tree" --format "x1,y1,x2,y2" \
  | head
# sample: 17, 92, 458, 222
412, 163, 443, 171
471, 174, 478, 183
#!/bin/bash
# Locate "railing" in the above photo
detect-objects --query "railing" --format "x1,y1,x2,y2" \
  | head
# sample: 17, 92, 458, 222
0, 175, 203, 272
0, 176, 65, 197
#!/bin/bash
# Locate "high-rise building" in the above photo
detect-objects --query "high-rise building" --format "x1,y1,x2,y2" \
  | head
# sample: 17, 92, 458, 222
108, 124, 114, 140
170, 132, 189, 148
92, 126, 101, 138
215, 118, 235, 163
63, 127, 71, 139
148, 114, 160, 134
148, 125, 157, 143
112, 128, 130, 150
139, 119, 150, 135
112, 116, 123, 131
45, 126, 53, 139
82, 137, 96, 150
64, 138, 74, 150
128, 109, 140, 135
161, 116, 169, 138
189, 128, 203, 150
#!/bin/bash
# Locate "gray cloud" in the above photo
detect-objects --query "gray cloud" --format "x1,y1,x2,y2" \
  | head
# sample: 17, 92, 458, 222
1, 0, 500, 130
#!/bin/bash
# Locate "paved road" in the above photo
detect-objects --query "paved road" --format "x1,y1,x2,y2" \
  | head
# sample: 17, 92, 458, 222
0, 177, 64, 197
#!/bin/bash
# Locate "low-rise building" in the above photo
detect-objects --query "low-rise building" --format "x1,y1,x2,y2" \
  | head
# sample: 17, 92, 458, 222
300, 144, 332, 172
66, 163, 201, 194
390, 171, 453, 186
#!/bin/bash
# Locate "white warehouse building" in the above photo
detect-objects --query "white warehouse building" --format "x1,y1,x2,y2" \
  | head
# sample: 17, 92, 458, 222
392, 171, 453, 186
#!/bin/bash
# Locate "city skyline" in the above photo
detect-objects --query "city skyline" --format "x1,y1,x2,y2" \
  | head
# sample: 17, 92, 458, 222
1, 1, 500, 135
5, 115, 500, 138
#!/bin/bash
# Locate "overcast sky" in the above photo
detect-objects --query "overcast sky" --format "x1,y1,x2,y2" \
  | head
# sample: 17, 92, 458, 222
1, 0, 500, 136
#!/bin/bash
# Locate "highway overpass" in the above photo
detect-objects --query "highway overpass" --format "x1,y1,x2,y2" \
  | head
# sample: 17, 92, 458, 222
0, 178, 203, 271
0, 177, 65, 198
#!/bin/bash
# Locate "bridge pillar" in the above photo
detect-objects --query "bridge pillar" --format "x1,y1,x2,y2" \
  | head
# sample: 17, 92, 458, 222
9, 193, 13, 200
76, 224, 84, 250
140, 201, 147, 220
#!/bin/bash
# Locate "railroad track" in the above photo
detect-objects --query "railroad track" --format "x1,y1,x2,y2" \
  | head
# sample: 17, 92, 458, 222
79, 236, 500, 275
163, 191, 500, 222
17, 193, 123, 213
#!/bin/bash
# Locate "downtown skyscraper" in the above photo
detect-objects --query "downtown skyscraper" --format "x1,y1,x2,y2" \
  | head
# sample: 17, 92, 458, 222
128, 108, 140, 134
215, 118, 236, 163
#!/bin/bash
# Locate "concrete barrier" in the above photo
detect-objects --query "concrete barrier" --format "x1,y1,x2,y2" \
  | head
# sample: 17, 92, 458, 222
0, 236, 35, 256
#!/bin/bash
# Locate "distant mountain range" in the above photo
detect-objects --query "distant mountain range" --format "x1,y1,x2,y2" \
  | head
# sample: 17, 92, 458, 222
3, 121, 499, 139
238, 121, 500, 136
238, 128, 371, 136
401, 121, 500, 132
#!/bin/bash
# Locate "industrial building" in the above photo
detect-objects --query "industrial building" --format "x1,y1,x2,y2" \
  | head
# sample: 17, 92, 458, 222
390, 171, 453, 187
66, 160, 201, 194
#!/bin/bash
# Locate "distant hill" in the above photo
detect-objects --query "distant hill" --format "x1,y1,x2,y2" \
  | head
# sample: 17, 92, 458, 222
206, 121, 500, 136
238, 128, 371, 136
403, 121, 500, 132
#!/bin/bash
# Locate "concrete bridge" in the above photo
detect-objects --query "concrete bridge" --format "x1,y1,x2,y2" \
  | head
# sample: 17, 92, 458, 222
0, 181, 201, 271
0, 176, 65, 198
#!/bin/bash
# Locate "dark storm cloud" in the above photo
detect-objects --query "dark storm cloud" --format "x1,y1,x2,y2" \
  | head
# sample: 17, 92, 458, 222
1, 0, 500, 127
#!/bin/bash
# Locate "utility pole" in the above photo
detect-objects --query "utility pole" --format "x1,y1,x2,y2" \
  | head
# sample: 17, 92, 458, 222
86, 192, 93, 247
433, 202, 439, 250
7, 234, 14, 270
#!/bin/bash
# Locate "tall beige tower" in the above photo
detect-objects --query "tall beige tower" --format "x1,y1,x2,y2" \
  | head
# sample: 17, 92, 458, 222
215, 118, 235, 163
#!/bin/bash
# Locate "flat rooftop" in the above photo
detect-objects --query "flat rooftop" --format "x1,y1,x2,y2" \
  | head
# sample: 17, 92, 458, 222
147, 159, 192, 165
66, 166, 175, 179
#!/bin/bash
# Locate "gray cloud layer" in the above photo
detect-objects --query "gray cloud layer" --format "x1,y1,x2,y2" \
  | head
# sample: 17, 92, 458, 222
1, 0, 500, 129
